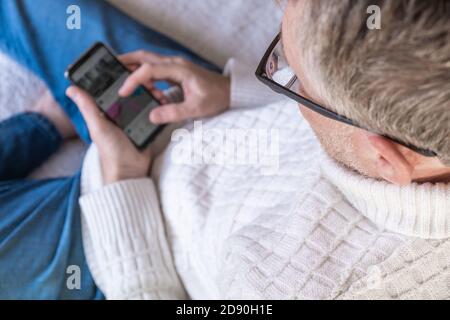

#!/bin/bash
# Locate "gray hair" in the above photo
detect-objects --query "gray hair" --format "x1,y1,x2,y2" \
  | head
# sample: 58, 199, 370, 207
294, 0, 450, 165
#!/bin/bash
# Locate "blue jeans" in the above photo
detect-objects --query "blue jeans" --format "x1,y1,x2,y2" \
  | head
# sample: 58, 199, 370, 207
0, 0, 218, 299
0, 113, 102, 299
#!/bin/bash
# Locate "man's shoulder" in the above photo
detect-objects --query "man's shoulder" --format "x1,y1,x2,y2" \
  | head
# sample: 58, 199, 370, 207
218, 175, 407, 299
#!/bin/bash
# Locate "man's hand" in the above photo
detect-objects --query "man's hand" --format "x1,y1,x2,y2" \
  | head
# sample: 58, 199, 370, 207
66, 86, 152, 185
118, 51, 231, 124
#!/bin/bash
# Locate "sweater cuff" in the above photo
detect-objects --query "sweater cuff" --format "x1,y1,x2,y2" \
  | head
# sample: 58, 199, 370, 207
79, 178, 187, 299
224, 58, 284, 109
79, 178, 160, 246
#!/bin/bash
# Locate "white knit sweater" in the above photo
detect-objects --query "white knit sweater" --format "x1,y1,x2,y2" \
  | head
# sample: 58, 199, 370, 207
79, 59, 450, 300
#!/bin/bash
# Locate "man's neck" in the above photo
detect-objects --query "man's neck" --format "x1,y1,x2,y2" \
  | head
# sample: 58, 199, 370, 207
320, 153, 450, 239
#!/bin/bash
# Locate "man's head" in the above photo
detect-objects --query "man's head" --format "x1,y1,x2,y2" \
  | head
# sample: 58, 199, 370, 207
281, 0, 450, 185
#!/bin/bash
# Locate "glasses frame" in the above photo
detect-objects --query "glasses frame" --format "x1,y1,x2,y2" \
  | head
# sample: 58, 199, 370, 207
255, 33, 437, 158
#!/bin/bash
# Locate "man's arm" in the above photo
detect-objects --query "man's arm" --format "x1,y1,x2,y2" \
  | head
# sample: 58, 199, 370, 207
80, 176, 187, 300
66, 85, 187, 300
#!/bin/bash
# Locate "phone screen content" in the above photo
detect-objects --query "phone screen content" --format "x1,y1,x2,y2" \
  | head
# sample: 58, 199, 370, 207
71, 46, 160, 147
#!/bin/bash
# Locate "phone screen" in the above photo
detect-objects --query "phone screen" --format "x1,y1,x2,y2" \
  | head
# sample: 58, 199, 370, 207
69, 45, 161, 148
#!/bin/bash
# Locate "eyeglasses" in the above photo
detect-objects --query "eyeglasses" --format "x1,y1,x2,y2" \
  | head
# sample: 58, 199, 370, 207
255, 33, 437, 158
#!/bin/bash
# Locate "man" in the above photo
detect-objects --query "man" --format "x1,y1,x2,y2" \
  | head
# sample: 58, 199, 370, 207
1, 0, 448, 299
68, 0, 449, 299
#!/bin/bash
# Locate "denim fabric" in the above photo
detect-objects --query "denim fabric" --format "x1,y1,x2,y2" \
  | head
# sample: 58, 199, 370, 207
0, 113, 62, 180
0, 113, 102, 299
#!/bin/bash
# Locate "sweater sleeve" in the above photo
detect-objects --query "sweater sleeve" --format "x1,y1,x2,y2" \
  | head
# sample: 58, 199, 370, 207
79, 146, 187, 300
224, 58, 285, 109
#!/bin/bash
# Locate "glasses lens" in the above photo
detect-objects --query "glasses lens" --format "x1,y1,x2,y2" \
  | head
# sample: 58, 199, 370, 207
265, 40, 298, 90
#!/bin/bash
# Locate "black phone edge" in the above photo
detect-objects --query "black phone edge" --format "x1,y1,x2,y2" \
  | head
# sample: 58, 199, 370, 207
64, 42, 165, 150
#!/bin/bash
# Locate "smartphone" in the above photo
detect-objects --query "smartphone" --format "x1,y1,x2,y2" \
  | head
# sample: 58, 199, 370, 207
65, 42, 164, 149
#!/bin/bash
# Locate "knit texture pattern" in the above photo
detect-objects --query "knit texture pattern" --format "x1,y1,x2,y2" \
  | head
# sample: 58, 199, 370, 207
80, 90, 450, 299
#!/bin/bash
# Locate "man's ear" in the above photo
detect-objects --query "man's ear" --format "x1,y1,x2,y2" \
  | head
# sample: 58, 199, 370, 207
366, 133, 414, 185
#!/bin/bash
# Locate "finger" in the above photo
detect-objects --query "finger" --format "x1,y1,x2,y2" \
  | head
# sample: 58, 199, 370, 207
150, 88, 168, 104
66, 86, 113, 137
119, 51, 168, 66
123, 63, 158, 92
118, 64, 152, 97
119, 63, 186, 97
135, 80, 156, 93
123, 70, 178, 101
149, 103, 191, 124
124, 64, 139, 72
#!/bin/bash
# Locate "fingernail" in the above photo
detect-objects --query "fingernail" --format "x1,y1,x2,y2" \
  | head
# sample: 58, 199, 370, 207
66, 87, 76, 98
118, 86, 127, 97
150, 110, 162, 123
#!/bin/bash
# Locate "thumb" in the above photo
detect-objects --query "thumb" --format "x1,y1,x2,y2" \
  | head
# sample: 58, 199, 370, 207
66, 86, 115, 138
